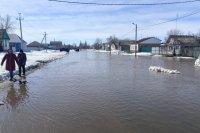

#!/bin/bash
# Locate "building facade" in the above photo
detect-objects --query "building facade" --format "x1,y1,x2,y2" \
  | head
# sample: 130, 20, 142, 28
165, 35, 200, 57
0, 29, 10, 51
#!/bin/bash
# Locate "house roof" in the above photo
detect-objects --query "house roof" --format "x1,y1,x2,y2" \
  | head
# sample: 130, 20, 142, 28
27, 41, 43, 47
138, 37, 161, 43
0, 29, 10, 41
112, 37, 162, 46
166, 35, 200, 45
8, 34, 21, 43
119, 40, 135, 46
119, 37, 161, 45
138, 37, 152, 43
8, 34, 27, 44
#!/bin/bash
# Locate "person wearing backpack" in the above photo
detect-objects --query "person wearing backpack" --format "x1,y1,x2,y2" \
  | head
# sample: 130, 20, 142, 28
18, 49, 27, 77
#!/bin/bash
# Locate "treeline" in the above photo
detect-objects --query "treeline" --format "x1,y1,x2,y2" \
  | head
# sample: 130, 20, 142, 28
63, 41, 91, 50
73, 36, 119, 50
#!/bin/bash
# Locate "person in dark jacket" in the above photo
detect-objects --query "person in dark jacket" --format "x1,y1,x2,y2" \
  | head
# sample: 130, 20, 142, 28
17, 49, 27, 77
1, 49, 19, 81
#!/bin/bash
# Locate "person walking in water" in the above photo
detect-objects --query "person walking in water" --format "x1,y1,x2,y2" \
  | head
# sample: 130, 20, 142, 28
18, 49, 27, 77
1, 49, 19, 81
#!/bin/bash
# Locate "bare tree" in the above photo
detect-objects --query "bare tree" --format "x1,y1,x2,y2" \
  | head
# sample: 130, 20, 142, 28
106, 35, 119, 44
167, 29, 183, 36
164, 29, 183, 42
93, 38, 102, 50
0, 14, 14, 32
106, 35, 119, 50
196, 30, 200, 37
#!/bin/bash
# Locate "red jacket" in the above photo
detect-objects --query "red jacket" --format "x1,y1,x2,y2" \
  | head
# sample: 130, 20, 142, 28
1, 53, 19, 71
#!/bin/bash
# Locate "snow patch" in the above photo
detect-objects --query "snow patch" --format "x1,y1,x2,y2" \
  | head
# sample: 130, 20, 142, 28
0, 101, 4, 105
0, 50, 66, 82
94, 50, 153, 56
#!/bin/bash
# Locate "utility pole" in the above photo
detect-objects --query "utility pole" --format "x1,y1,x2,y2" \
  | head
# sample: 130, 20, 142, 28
44, 32, 47, 52
132, 23, 137, 57
17, 13, 24, 50
110, 43, 111, 54
41, 32, 47, 51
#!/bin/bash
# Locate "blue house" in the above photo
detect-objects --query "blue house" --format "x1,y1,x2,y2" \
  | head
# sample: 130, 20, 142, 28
8, 34, 28, 52
138, 37, 162, 54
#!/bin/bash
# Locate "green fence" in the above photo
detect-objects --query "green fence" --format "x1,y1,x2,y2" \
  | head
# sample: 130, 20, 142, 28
193, 51, 200, 58
193, 47, 200, 58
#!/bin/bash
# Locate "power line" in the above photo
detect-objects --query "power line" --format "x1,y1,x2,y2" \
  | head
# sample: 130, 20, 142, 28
119, 30, 133, 38
118, 9, 200, 38
48, 0, 200, 6
138, 9, 200, 30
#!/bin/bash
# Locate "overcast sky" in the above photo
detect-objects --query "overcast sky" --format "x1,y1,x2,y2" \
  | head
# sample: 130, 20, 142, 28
0, 0, 200, 45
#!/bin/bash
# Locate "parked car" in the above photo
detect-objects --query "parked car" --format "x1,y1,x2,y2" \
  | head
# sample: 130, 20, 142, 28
75, 48, 79, 52
60, 48, 70, 52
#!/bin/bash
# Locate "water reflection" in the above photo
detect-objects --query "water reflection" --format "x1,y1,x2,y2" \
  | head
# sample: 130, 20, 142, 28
5, 84, 29, 110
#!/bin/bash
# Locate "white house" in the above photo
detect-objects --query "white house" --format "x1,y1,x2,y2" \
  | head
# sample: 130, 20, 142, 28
130, 43, 138, 53
165, 35, 200, 57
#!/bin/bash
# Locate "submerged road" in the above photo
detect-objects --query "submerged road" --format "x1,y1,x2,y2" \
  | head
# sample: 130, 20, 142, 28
0, 51, 200, 133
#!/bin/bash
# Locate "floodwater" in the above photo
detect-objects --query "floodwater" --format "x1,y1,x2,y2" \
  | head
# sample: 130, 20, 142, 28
0, 51, 200, 133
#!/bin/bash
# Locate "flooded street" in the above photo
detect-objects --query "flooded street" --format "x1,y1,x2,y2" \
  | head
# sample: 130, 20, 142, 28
1, 51, 200, 133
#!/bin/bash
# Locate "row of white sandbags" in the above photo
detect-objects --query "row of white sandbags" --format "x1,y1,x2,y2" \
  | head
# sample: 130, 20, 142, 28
149, 66, 181, 74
